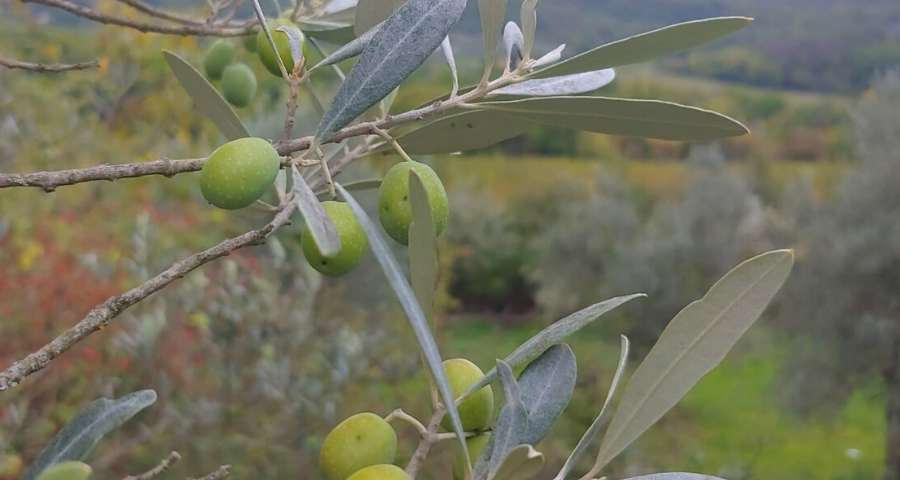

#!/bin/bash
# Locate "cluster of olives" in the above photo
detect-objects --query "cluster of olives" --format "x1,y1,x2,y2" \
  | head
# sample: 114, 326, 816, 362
199, 138, 450, 277
201, 19, 307, 108
318, 359, 493, 480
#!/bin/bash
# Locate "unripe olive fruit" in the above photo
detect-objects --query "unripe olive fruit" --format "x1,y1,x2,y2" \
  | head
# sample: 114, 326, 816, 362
302, 201, 368, 277
243, 35, 258, 53
199, 137, 280, 210
378, 162, 449, 245
319, 413, 398, 480
453, 433, 491, 480
257, 19, 306, 76
221, 63, 257, 108
346, 465, 411, 480
440, 358, 494, 432
203, 39, 235, 80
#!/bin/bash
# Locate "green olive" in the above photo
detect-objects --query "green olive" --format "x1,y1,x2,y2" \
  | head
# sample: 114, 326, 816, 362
203, 39, 235, 80
199, 138, 280, 210
345, 465, 410, 480
377, 162, 449, 245
221, 63, 257, 108
302, 201, 368, 277
319, 413, 398, 480
440, 358, 494, 432
257, 19, 305, 76
453, 433, 491, 480
242, 35, 258, 53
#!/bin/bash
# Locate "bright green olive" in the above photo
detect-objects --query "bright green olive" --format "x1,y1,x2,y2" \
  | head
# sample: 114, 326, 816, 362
203, 39, 235, 80
221, 63, 257, 108
453, 433, 491, 480
302, 201, 368, 277
377, 161, 449, 245
440, 358, 494, 432
345, 465, 410, 480
257, 19, 306, 76
243, 35, 258, 53
199, 138, 280, 210
319, 413, 398, 480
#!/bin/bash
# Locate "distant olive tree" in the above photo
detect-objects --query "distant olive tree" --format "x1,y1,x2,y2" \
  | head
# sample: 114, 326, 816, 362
779, 70, 900, 480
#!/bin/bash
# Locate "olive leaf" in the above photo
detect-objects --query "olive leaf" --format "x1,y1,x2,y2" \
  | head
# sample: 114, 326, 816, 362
529, 17, 752, 80
278, 27, 307, 67
520, 0, 540, 59
531, 43, 565, 69
517, 344, 577, 446
620, 474, 727, 480
484, 360, 529, 480
395, 110, 534, 154
409, 170, 438, 328
488, 445, 545, 480
162, 51, 250, 141
314, 0, 467, 145
336, 183, 471, 467
34, 462, 92, 480
299, 20, 357, 44
477, 0, 509, 83
594, 250, 794, 471
490, 69, 615, 97
292, 165, 341, 257
554, 335, 630, 480
355, 0, 394, 35
476, 97, 749, 141
440, 36, 459, 94
503, 22, 524, 69
23, 390, 157, 480
462, 294, 645, 400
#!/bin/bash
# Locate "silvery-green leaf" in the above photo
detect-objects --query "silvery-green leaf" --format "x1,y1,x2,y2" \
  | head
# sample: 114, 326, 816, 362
619, 474, 726, 480
520, 0, 540, 59
301, 21, 357, 44
462, 294, 644, 400
517, 344, 577, 446
477, 0, 508, 83
487, 360, 528, 479
531, 43, 564, 69
488, 445, 545, 480
555, 335, 630, 480
491, 69, 614, 97
278, 26, 307, 66
34, 462, 91, 480
336, 183, 470, 465
595, 250, 794, 471
477, 96, 749, 141
23, 391, 157, 480
440, 36, 459, 95
314, 0, 468, 144
355, 0, 394, 35
395, 110, 533, 154
292, 165, 341, 256
162, 51, 250, 141
409, 170, 438, 328
503, 22, 524, 69
530, 17, 752, 79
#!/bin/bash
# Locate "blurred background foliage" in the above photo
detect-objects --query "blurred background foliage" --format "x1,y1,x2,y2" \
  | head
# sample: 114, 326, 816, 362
1, 1, 898, 480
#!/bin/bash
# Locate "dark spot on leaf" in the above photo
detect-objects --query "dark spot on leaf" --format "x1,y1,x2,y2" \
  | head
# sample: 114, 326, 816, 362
449, 123, 456, 128
321, 260, 328, 266
466, 123, 474, 128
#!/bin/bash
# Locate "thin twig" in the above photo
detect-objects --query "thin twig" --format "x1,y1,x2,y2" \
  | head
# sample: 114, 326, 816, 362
405, 406, 445, 479
0, 204, 296, 391
371, 127, 414, 162
22, 0, 257, 37
385, 408, 429, 437
115, 0, 211, 26
123, 451, 182, 480
188, 465, 231, 480
0, 57, 100, 73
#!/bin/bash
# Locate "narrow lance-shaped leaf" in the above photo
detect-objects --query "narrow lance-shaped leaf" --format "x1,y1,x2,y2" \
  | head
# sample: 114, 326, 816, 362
618, 474, 727, 480
554, 335, 630, 480
336, 184, 470, 466
278, 26, 307, 67
531, 43, 565, 69
491, 69, 615, 97
34, 462, 92, 480
23, 390, 157, 480
409, 170, 438, 328
485, 360, 528, 479
520, 0, 540, 59
595, 250, 794, 471
312, 22, 383, 70
503, 22, 524, 69
477, 97, 749, 142
517, 344, 577, 446
462, 294, 645, 399
530, 17, 752, 80
162, 51, 250, 141
299, 20, 357, 44
314, 0, 468, 144
355, 0, 394, 35
292, 166, 341, 257
440, 36, 459, 95
488, 445, 544, 480
395, 110, 534, 155
477, 0, 509, 84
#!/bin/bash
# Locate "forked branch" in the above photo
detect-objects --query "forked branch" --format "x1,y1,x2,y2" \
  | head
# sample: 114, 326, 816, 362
0, 57, 100, 73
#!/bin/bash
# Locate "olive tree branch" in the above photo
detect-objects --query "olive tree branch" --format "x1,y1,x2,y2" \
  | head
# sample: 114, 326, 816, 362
405, 406, 445, 479
188, 465, 232, 480
114, 0, 216, 26
0, 203, 297, 392
122, 451, 182, 480
0, 56, 100, 73
21, 0, 258, 36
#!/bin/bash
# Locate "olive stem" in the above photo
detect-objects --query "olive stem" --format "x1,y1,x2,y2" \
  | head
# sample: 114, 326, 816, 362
371, 127, 415, 163
384, 408, 429, 437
